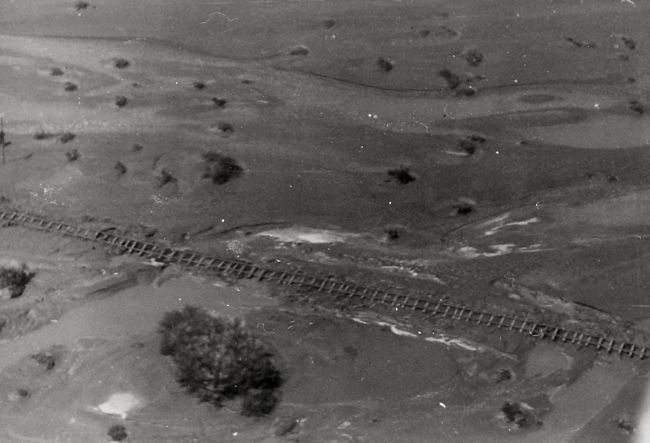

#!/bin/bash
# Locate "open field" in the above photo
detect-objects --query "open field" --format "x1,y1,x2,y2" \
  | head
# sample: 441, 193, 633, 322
1, 0, 650, 441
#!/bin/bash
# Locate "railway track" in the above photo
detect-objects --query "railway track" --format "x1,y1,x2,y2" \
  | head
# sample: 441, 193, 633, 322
1, 208, 647, 360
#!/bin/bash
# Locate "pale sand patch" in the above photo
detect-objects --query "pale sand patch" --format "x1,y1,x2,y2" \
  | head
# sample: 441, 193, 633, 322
257, 227, 360, 244
96, 392, 142, 419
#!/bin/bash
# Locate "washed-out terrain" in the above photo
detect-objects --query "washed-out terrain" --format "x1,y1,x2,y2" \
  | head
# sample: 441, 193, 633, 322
0, 0, 649, 441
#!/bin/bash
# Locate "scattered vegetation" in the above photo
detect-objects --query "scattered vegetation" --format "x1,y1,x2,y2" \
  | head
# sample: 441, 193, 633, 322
115, 96, 128, 107
620, 35, 636, 50
218, 122, 234, 133
462, 47, 484, 66
114, 161, 127, 175
112, 58, 130, 69
499, 402, 540, 429
31, 352, 56, 370
49, 67, 64, 76
439, 69, 461, 90
63, 82, 78, 92
59, 132, 76, 143
74, 1, 89, 11
384, 225, 403, 240
566, 37, 596, 48
323, 19, 336, 29
387, 166, 415, 184
107, 424, 128, 441
0, 264, 35, 299
377, 57, 394, 72
453, 197, 476, 216
158, 305, 284, 416
65, 149, 80, 162
211, 97, 227, 108
34, 129, 55, 140
615, 415, 635, 435
202, 152, 243, 184
193, 81, 206, 90
459, 134, 486, 155
629, 100, 645, 115
17, 389, 29, 398
132, 143, 144, 152
156, 168, 176, 188
289, 45, 309, 56
495, 368, 513, 383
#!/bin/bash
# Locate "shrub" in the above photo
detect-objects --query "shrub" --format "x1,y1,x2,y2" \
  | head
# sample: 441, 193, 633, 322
0, 265, 35, 299
114, 161, 127, 175
63, 82, 78, 92
156, 169, 176, 188
202, 152, 243, 184
158, 306, 284, 416
107, 424, 128, 441
75, 1, 89, 11
59, 132, 76, 143
65, 149, 80, 162
212, 97, 227, 108
113, 58, 130, 69
34, 130, 55, 140
193, 81, 206, 90
49, 67, 64, 76
387, 166, 415, 184
377, 57, 394, 72
439, 69, 461, 90
115, 96, 128, 108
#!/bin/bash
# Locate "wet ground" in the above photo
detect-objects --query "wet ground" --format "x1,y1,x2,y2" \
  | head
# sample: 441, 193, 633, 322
1, 0, 650, 441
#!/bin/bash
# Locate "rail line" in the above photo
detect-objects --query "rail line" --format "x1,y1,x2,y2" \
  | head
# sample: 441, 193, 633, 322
0, 209, 647, 360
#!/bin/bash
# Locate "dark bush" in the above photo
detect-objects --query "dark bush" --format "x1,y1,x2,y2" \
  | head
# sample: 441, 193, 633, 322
463, 47, 484, 66
114, 161, 127, 175
34, 130, 55, 140
202, 152, 243, 184
387, 166, 415, 184
115, 96, 128, 108
212, 97, 227, 108
132, 143, 144, 152
63, 82, 78, 92
158, 305, 284, 416
59, 132, 76, 143
242, 388, 280, 416
31, 352, 56, 370
113, 58, 130, 69
193, 81, 206, 90
156, 169, 176, 188
107, 424, 128, 441
323, 19, 336, 29
629, 100, 645, 115
75, 1, 89, 11
65, 149, 80, 162
218, 122, 234, 133
377, 57, 394, 72
439, 69, 461, 90
0, 265, 35, 299
49, 67, 64, 76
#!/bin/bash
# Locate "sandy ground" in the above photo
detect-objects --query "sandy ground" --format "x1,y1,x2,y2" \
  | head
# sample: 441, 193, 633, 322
1, 0, 650, 441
